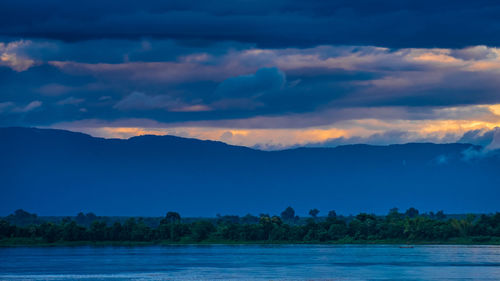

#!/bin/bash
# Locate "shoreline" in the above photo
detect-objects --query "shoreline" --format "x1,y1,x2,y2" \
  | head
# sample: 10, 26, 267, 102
2, 238, 499, 247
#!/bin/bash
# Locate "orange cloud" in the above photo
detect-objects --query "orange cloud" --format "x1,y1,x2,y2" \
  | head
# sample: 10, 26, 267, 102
51, 104, 500, 149
0, 40, 35, 71
412, 52, 461, 64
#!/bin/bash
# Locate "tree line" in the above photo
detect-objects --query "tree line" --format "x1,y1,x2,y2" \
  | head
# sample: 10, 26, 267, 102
1, 208, 499, 244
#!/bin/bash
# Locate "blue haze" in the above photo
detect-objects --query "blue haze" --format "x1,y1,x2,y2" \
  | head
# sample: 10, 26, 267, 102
1, 127, 500, 216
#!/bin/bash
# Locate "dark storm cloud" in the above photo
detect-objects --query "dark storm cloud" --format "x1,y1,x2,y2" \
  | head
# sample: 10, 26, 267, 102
4, 41, 500, 129
2, 0, 500, 48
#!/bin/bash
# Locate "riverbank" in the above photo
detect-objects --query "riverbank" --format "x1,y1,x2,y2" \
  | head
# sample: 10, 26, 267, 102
2, 237, 499, 247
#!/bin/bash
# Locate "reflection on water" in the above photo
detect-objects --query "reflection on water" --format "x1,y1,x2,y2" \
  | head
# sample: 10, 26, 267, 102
1, 245, 500, 280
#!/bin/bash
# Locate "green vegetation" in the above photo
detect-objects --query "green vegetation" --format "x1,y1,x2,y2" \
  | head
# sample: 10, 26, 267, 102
1, 208, 500, 246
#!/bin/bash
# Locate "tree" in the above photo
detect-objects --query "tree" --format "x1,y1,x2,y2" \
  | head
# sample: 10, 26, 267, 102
328, 222, 347, 240
388, 207, 399, 215
165, 212, 181, 224
8, 209, 38, 226
13, 209, 36, 219
75, 212, 98, 227
387, 208, 402, 221
110, 222, 123, 241
309, 209, 320, 218
131, 218, 152, 241
0, 220, 14, 238
241, 214, 259, 224
436, 210, 446, 220
170, 223, 189, 242
75, 212, 86, 225
217, 215, 240, 224
90, 221, 107, 241
281, 206, 295, 221
327, 210, 337, 218
350, 213, 377, 240
121, 218, 137, 240
355, 213, 376, 222
271, 216, 283, 225
191, 221, 215, 241
86, 212, 98, 222
405, 207, 419, 218
62, 221, 86, 241
40, 222, 61, 243
4, 208, 500, 245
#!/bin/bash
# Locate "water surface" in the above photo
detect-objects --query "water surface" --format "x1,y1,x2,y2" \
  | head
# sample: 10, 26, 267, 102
1, 245, 499, 280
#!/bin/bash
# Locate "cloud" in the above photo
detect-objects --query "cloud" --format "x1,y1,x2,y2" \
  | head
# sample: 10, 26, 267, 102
114, 91, 210, 112
57, 97, 84, 106
48, 60, 247, 84
0, 100, 42, 114
307, 131, 414, 148
4, 36, 500, 148
0, 40, 35, 71
49, 111, 500, 150
487, 129, 500, 150
39, 44, 500, 111
114, 92, 172, 111
450, 46, 500, 61
38, 83, 74, 96
3, 1, 500, 49
0, 102, 14, 113
14, 101, 42, 112
214, 67, 285, 99
458, 127, 500, 150
442, 127, 500, 161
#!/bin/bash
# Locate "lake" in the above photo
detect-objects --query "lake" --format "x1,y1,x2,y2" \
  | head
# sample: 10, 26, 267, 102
1, 245, 499, 280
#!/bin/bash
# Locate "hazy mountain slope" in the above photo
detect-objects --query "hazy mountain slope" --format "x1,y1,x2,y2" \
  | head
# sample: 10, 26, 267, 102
1, 127, 499, 216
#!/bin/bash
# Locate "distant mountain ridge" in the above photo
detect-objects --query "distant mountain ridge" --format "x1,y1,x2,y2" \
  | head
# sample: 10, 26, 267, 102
1, 127, 499, 216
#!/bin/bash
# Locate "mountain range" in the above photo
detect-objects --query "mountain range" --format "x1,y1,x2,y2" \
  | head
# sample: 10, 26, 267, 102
1, 127, 499, 216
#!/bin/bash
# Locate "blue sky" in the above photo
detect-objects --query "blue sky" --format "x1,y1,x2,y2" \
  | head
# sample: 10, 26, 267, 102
2, 0, 500, 149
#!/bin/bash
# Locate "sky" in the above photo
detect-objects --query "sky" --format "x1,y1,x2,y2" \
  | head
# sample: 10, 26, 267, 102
2, 0, 500, 149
